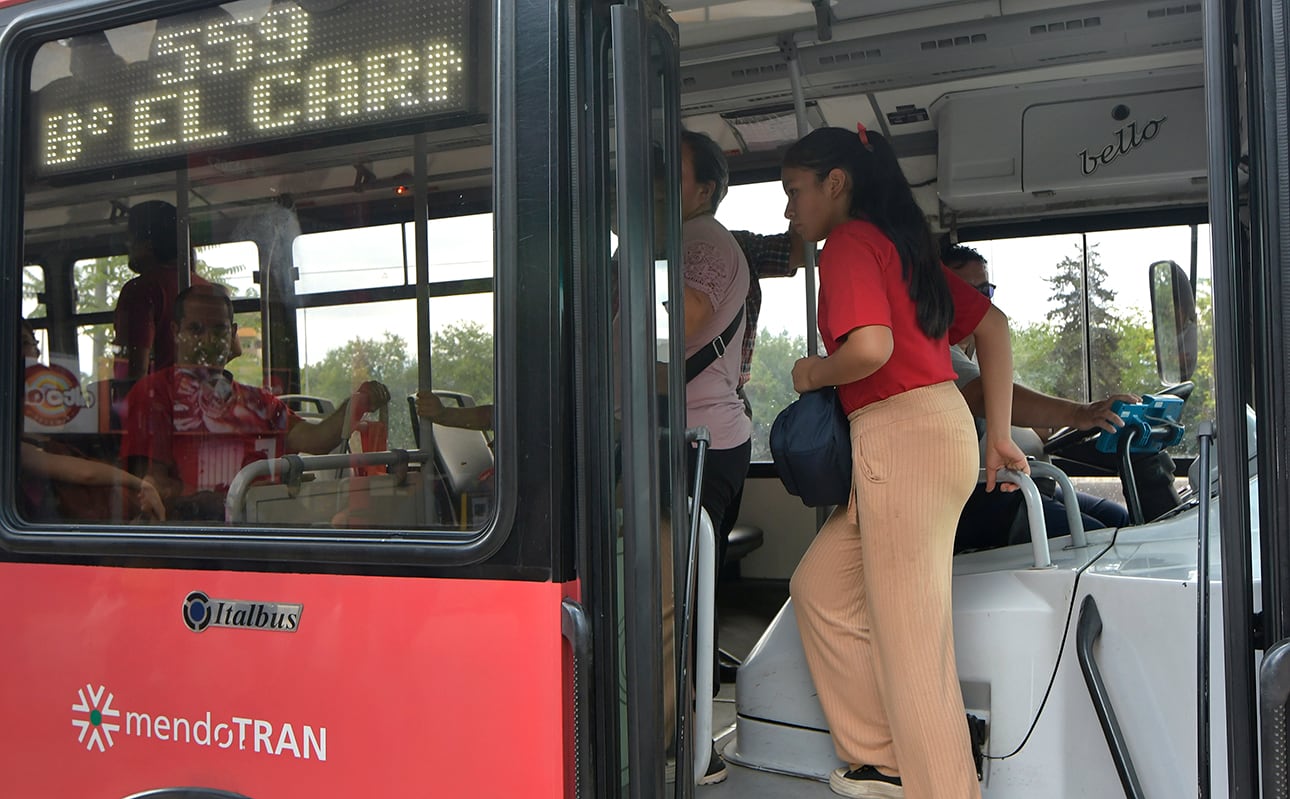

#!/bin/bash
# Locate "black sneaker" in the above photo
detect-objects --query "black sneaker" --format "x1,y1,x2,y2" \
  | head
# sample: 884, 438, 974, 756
698, 745, 728, 785
829, 765, 903, 798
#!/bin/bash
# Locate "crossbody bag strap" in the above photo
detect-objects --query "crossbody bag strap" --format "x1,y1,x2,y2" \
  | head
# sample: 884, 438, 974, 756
684, 306, 744, 384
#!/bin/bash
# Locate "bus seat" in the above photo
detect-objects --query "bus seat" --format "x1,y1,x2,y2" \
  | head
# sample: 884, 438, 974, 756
279, 394, 336, 420
407, 393, 495, 501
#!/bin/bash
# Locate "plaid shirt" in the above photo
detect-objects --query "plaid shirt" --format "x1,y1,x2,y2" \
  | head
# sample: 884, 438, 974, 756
729, 231, 799, 388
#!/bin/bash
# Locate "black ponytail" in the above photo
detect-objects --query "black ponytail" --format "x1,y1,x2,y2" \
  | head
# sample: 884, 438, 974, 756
783, 127, 954, 339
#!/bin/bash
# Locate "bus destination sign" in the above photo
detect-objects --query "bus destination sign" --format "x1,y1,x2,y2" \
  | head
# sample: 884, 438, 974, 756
29, 0, 472, 177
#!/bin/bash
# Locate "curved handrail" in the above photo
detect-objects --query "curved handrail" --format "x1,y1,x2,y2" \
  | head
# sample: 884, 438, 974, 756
995, 468, 1053, 569
1028, 461, 1089, 548
225, 449, 430, 522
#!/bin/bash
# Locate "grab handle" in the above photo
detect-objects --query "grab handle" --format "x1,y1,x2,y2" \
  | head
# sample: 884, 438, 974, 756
996, 468, 1053, 569
1027, 461, 1088, 548
226, 449, 430, 522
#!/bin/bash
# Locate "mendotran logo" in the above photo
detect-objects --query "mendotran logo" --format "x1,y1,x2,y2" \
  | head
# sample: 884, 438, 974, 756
71, 684, 120, 751
69, 683, 327, 760
183, 591, 302, 633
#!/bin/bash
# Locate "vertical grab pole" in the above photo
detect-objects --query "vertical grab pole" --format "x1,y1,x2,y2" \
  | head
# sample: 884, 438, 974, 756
785, 39, 834, 529
785, 42, 817, 359
414, 133, 433, 392
682, 426, 714, 782
1196, 422, 1214, 799
413, 135, 437, 518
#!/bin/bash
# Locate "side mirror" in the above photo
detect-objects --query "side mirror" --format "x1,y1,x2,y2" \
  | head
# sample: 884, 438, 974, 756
1149, 259, 1197, 385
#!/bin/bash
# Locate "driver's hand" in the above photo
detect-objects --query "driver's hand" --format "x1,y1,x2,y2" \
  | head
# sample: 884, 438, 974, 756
1072, 393, 1141, 433
984, 435, 1029, 493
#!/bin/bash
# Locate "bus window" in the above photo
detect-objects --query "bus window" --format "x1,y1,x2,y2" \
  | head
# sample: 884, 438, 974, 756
297, 297, 423, 451
295, 224, 406, 293
421, 213, 495, 282
21, 264, 45, 320
715, 180, 809, 462
965, 224, 1214, 459
17, 0, 496, 535
196, 242, 259, 299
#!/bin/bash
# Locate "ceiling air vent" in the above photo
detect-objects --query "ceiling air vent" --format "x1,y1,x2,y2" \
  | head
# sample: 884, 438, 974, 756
1030, 17, 1102, 34
1150, 36, 1202, 48
1038, 49, 1109, 63
730, 63, 788, 80
818, 48, 881, 66
919, 33, 986, 50
742, 92, 792, 105
1147, 4, 1201, 18
828, 78, 894, 93
931, 65, 999, 77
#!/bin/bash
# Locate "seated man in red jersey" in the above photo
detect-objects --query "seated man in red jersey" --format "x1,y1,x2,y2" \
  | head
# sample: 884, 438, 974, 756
122, 284, 390, 519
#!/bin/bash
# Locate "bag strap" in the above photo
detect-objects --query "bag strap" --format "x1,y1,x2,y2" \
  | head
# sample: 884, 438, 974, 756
685, 305, 744, 383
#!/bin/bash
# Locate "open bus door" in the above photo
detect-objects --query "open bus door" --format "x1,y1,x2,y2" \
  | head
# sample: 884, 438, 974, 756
0, 0, 674, 795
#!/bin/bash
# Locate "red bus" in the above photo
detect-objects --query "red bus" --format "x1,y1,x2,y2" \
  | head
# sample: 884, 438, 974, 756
1, 0, 1287, 797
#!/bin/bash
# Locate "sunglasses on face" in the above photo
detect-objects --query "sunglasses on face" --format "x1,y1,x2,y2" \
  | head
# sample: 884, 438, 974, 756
976, 282, 996, 299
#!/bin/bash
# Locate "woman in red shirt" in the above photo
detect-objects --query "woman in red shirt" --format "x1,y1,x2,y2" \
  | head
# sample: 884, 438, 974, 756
782, 126, 1028, 799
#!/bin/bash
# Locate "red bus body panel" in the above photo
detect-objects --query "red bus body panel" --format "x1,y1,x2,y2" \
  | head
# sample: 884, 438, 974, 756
0, 562, 572, 797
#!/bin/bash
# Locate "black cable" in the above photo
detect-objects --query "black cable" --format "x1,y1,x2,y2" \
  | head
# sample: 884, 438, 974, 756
984, 532, 1119, 760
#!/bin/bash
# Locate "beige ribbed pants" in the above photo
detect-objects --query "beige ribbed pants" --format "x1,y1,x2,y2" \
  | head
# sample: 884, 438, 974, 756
790, 382, 981, 799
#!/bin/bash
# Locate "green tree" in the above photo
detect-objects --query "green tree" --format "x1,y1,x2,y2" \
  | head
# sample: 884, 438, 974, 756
1110, 310, 1160, 396
1010, 320, 1063, 396
1176, 284, 1216, 455
1043, 244, 1122, 401
744, 327, 808, 461
301, 333, 419, 448
431, 321, 494, 404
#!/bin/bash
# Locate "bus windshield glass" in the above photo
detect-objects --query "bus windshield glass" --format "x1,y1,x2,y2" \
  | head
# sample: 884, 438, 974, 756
18, 0, 498, 536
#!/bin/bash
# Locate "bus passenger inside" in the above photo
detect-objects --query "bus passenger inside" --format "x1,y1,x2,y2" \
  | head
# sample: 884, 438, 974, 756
943, 246, 1134, 552
414, 392, 492, 430
121, 284, 391, 520
18, 320, 166, 522
113, 201, 211, 381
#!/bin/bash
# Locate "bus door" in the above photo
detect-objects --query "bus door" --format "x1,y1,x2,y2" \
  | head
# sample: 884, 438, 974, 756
0, 0, 584, 796
576, 1, 695, 794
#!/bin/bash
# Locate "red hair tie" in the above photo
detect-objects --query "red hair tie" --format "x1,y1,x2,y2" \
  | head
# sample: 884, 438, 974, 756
856, 122, 873, 151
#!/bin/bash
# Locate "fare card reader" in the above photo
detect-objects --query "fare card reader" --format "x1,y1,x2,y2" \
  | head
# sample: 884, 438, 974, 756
1096, 393, 1185, 455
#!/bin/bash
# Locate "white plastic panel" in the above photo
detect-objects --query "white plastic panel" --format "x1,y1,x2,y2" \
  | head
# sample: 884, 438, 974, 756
936, 67, 1206, 216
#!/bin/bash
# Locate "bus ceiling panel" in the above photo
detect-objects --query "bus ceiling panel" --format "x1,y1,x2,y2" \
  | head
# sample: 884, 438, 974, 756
674, 0, 1001, 51
935, 66, 1207, 221
857, 49, 1202, 139
682, 50, 1201, 159
676, 0, 1202, 116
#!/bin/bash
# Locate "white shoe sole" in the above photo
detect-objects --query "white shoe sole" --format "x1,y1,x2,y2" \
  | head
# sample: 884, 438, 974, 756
697, 764, 728, 785
665, 757, 728, 785
829, 768, 904, 798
